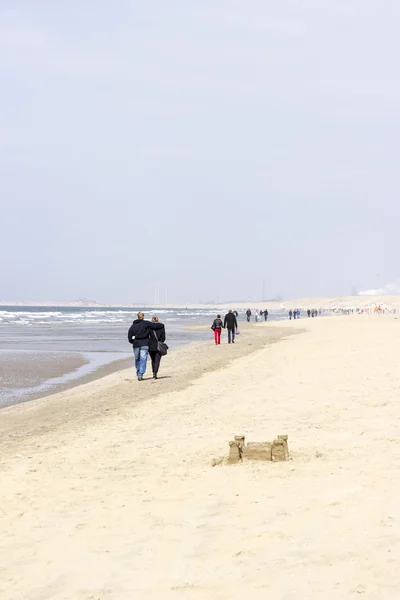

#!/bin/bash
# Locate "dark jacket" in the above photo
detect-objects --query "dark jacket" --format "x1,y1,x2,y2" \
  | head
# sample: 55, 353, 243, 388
212, 318, 223, 330
224, 313, 238, 330
148, 325, 166, 352
127, 319, 164, 348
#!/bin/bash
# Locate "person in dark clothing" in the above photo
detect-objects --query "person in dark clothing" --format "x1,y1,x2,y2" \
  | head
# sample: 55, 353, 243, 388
127, 312, 164, 381
246, 309, 252, 323
148, 316, 166, 379
264, 309, 268, 321
307, 309, 311, 318
224, 309, 238, 344
289, 310, 293, 320
233, 310, 239, 317
211, 314, 223, 345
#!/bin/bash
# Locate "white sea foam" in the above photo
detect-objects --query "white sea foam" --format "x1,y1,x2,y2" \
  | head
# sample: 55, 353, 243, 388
0, 307, 222, 327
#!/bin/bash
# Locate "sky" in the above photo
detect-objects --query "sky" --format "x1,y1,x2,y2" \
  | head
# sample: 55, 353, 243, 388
0, 0, 399, 303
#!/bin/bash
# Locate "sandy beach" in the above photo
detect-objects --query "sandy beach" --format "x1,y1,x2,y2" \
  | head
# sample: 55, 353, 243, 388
1, 315, 400, 599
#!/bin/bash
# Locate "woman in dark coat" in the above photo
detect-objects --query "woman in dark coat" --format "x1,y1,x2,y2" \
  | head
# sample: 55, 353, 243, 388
211, 314, 223, 345
148, 316, 166, 379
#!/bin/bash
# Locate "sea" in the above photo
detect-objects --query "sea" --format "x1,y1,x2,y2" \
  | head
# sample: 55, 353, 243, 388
0, 305, 284, 408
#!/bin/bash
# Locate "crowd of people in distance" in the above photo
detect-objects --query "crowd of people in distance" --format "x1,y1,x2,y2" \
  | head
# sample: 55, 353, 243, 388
245, 308, 269, 322
332, 305, 400, 315
127, 312, 167, 381
289, 308, 320, 320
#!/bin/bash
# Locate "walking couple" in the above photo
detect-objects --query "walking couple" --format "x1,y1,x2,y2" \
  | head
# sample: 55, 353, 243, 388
211, 309, 238, 345
127, 312, 167, 381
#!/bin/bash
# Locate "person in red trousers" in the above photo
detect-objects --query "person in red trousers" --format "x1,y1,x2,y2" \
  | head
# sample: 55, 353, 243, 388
211, 314, 223, 345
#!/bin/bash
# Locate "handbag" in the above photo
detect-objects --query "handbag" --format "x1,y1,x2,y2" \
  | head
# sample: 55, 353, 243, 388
153, 330, 168, 356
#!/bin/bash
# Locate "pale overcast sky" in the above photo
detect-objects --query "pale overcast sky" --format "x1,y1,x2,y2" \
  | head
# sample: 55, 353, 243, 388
0, 1, 399, 303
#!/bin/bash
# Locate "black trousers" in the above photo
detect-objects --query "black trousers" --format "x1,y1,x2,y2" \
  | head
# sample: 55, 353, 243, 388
149, 350, 162, 375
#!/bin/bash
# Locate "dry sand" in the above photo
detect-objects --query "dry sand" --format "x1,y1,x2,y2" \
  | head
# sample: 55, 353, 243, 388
220, 294, 400, 311
1, 315, 400, 599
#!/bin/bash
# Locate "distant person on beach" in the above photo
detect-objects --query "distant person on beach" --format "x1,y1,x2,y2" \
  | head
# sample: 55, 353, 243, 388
224, 309, 238, 344
211, 314, 223, 345
289, 310, 293, 320
148, 316, 166, 379
264, 309, 268, 321
246, 309, 252, 322
127, 312, 164, 381
293, 310, 297, 320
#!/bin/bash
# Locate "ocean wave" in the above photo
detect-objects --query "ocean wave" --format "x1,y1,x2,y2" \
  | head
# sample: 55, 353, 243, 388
0, 307, 222, 327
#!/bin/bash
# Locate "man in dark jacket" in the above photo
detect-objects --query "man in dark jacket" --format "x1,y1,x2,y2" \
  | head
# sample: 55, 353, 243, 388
246, 309, 252, 323
127, 312, 164, 381
224, 309, 238, 344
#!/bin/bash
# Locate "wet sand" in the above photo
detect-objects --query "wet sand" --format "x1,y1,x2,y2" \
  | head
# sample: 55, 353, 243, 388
0, 350, 133, 408
0, 351, 88, 389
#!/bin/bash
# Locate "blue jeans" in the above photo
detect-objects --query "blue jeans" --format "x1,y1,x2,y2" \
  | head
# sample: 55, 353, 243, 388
228, 329, 235, 343
133, 346, 149, 377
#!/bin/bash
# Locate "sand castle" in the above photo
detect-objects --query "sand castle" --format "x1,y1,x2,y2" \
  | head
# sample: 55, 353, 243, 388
228, 434, 289, 463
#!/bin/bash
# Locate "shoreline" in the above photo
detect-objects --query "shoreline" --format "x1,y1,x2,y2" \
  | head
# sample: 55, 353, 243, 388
0, 322, 298, 451
0, 354, 133, 410
0, 321, 211, 409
